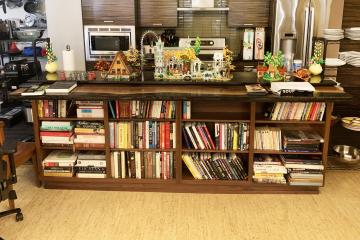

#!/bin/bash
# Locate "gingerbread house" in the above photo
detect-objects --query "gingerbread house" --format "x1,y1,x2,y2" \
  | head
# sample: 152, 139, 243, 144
108, 52, 134, 78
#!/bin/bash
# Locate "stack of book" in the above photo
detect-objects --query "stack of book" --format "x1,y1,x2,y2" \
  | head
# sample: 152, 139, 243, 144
282, 130, 323, 153
183, 123, 249, 151
37, 100, 71, 118
108, 100, 176, 119
270, 102, 326, 121
45, 81, 77, 95
74, 151, 107, 178
109, 121, 176, 149
74, 121, 105, 148
111, 151, 174, 179
255, 127, 282, 150
182, 153, 247, 180
182, 101, 191, 120
76, 101, 104, 118
42, 150, 77, 177
281, 155, 324, 186
253, 155, 287, 184
40, 121, 74, 145
21, 84, 50, 96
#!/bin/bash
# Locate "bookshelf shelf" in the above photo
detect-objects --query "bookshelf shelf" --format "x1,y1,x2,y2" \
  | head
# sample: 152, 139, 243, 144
255, 120, 325, 124
254, 150, 323, 155
111, 148, 176, 152
182, 149, 249, 153
182, 119, 250, 123
110, 118, 176, 122
39, 117, 104, 121
29, 97, 338, 194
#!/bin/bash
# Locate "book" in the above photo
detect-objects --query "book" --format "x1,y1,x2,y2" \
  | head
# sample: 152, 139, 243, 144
245, 84, 267, 95
45, 81, 77, 94
21, 84, 50, 96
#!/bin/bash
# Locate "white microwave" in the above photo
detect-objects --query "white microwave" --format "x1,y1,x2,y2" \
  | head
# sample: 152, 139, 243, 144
84, 25, 136, 61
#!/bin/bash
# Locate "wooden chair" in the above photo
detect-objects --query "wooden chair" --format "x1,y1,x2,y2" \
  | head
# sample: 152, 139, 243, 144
0, 122, 39, 186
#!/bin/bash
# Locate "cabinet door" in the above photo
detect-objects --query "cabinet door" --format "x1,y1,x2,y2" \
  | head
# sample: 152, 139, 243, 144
139, 0, 177, 27
228, 0, 270, 27
82, 0, 135, 25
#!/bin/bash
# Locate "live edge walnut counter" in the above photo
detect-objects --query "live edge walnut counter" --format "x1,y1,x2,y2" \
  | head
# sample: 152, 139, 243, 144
14, 84, 351, 194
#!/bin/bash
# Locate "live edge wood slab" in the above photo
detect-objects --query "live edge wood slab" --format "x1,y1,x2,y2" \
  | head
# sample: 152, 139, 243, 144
14, 83, 351, 194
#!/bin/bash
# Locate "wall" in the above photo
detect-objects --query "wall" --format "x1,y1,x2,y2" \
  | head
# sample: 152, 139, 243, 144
45, 0, 86, 71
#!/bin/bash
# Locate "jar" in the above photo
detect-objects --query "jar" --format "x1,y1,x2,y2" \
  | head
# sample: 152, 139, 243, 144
293, 60, 303, 71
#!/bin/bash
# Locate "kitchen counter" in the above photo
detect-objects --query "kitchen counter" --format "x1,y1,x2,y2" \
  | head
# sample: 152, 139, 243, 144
27, 71, 338, 87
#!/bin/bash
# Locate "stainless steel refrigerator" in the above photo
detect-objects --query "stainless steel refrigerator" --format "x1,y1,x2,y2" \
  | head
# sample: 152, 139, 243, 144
272, 0, 334, 66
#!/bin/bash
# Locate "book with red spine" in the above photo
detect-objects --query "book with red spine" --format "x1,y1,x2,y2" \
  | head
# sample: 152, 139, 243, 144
203, 123, 216, 150
196, 124, 209, 149
115, 101, 119, 119
165, 122, 170, 149
40, 131, 73, 137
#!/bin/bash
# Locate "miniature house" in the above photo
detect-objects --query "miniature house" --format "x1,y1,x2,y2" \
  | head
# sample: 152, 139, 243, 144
108, 52, 133, 78
154, 39, 165, 76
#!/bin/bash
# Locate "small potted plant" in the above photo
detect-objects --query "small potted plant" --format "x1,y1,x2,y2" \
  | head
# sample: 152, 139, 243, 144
309, 42, 325, 76
45, 43, 58, 73
262, 51, 285, 81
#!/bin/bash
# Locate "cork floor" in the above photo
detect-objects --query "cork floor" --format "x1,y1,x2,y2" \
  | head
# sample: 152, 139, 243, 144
1, 165, 359, 240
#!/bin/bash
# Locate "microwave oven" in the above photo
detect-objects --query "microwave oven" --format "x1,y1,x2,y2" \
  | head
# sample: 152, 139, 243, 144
84, 25, 136, 61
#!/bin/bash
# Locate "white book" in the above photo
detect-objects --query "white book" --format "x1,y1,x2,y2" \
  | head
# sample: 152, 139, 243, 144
185, 124, 198, 149
76, 173, 107, 178
135, 152, 141, 179
76, 108, 104, 118
114, 152, 119, 178
76, 160, 106, 167
42, 139, 73, 144
41, 121, 72, 127
155, 152, 161, 179
191, 124, 205, 150
145, 121, 150, 149
121, 151, 126, 179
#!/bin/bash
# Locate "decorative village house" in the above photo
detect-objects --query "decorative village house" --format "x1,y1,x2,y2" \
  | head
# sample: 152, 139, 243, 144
108, 52, 134, 79
154, 39, 165, 78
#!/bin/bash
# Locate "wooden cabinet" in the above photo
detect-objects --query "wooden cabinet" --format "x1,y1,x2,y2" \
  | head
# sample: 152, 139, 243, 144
138, 0, 177, 27
228, 0, 270, 27
82, 0, 135, 25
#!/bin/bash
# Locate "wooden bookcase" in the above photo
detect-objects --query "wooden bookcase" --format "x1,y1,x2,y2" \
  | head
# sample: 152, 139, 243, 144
31, 99, 335, 194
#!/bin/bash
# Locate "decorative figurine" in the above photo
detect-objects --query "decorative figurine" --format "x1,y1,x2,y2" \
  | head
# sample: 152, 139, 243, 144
45, 43, 58, 73
262, 51, 286, 82
107, 52, 134, 79
309, 41, 325, 76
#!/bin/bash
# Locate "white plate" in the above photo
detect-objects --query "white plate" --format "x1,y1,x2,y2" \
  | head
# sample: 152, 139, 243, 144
325, 58, 346, 67
345, 27, 360, 31
324, 29, 344, 33
324, 36, 344, 41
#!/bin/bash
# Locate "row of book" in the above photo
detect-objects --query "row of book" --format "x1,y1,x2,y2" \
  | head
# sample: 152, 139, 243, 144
43, 150, 106, 178
37, 100, 71, 118
183, 123, 249, 151
76, 101, 104, 118
111, 151, 174, 179
21, 81, 77, 96
182, 153, 247, 180
255, 127, 324, 152
108, 100, 176, 119
40, 121, 105, 147
182, 101, 191, 120
252, 154, 324, 186
270, 102, 326, 121
109, 121, 176, 149
253, 155, 287, 184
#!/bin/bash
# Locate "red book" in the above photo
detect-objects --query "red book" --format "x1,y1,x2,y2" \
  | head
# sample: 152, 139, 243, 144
203, 124, 216, 150
165, 122, 170, 149
44, 100, 49, 118
311, 103, 320, 121
115, 101, 119, 119
40, 131, 73, 137
196, 124, 209, 149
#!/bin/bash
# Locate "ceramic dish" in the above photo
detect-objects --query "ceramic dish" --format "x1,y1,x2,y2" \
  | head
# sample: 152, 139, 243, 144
325, 58, 346, 67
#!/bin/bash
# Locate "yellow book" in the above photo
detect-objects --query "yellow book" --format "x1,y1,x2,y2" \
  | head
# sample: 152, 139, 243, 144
233, 126, 238, 151
182, 154, 202, 179
38, 100, 43, 118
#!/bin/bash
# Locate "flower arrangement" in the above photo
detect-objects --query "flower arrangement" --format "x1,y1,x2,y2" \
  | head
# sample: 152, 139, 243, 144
223, 46, 235, 78
125, 48, 140, 67
310, 41, 325, 65
45, 43, 57, 63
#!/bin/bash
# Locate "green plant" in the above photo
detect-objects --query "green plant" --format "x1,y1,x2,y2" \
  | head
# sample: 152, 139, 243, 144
263, 51, 285, 68
45, 43, 57, 63
193, 37, 201, 56
310, 41, 325, 65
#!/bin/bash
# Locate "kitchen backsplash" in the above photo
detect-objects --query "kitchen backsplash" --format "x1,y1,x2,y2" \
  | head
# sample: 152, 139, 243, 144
140, 0, 245, 56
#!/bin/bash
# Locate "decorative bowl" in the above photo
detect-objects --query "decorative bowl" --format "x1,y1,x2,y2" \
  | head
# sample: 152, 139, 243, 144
333, 145, 360, 164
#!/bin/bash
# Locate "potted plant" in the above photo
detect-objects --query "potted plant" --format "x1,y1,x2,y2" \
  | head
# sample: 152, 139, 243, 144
309, 42, 325, 75
262, 51, 285, 81
45, 43, 58, 73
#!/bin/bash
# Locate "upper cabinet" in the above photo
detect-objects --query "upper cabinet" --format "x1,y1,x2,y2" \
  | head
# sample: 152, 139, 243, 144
138, 0, 178, 27
82, 0, 135, 25
228, 0, 270, 27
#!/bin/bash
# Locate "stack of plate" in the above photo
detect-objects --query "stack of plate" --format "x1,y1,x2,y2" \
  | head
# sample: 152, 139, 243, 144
339, 51, 360, 67
342, 117, 360, 131
345, 28, 360, 40
323, 29, 344, 41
